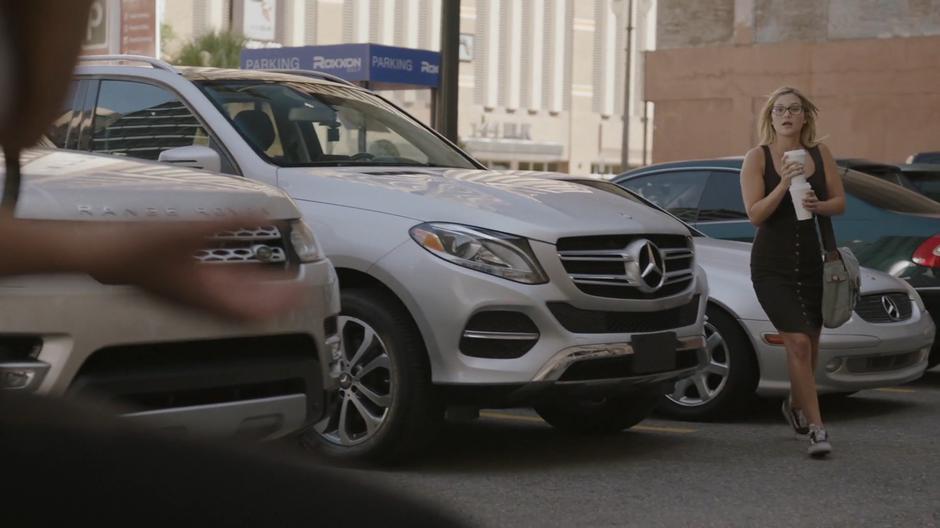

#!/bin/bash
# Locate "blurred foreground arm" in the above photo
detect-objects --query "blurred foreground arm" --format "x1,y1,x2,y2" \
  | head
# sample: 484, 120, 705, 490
0, 219, 303, 320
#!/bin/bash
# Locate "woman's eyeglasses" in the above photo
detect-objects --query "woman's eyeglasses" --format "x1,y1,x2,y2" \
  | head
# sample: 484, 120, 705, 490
772, 104, 804, 116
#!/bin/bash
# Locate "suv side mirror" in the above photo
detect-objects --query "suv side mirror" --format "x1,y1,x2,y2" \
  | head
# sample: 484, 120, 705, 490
158, 145, 222, 173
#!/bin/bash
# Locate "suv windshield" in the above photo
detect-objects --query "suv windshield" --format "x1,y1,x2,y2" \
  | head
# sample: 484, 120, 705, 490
197, 79, 477, 169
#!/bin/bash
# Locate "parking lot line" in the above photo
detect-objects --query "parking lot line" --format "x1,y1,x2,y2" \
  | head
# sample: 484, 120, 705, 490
478, 411, 697, 434
632, 424, 698, 434
874, 387, 917, 394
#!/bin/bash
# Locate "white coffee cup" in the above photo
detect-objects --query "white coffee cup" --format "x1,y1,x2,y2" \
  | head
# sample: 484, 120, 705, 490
783, 149, 813, 220
789, 175, 814, 221
783, 148, 808, 169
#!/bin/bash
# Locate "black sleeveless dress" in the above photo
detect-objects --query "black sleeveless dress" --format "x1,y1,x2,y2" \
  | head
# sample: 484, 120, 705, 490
749, 145, 827, 334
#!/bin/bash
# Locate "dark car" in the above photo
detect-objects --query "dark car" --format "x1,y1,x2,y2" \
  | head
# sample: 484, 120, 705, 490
908, 151, 940, 164
615, 159, 940, 367
837, 159, 940, 204
837, 159, 922, 194
898, 164, 940, 203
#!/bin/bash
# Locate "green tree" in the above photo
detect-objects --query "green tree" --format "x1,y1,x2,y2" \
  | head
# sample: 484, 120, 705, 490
172, 30, 246, 68
160, 23, 176, 54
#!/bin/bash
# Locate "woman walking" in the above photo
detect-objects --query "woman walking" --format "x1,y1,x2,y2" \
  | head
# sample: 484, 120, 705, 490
740, 86, 845, 457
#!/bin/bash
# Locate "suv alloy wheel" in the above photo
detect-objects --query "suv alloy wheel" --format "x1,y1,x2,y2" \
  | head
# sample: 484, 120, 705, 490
305, 288, 442, 462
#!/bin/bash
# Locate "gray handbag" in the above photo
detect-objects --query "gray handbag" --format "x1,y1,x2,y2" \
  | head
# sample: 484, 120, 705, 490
817, 214, 860, 328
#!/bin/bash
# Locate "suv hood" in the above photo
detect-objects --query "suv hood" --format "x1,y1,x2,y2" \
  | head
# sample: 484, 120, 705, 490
5, 150, 297, 220
694, 237, 907, 294
277, 167, 690, 242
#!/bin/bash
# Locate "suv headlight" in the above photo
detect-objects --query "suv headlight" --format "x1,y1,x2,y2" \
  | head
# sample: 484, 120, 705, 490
289, 220, 324, 262
410, 223, 548, 284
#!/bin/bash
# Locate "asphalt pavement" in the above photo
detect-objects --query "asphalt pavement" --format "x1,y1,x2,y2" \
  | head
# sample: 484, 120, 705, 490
337, 367, 940, 527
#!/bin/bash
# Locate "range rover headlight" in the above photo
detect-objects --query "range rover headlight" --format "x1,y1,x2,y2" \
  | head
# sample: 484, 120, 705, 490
410, 223, 548, 284
289, 220, 324, 262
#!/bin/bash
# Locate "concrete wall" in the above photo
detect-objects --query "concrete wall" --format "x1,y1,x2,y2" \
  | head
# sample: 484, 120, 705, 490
658, 0, 940, 49
645, 35, 940, 163
647, 0, 940, 164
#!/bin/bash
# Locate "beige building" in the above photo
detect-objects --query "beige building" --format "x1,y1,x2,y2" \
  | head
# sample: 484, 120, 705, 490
160, 0, 657, 175
647, 0, 940, 164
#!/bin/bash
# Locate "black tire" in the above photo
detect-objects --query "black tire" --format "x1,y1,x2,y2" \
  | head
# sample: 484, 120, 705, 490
303, 288, 442, 463
658, 305, 759, 421
533, 388, 661, 434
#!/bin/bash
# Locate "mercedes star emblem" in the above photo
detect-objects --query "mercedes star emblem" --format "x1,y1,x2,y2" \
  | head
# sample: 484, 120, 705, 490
882, 295, 902, 321
625, 239, 666, 293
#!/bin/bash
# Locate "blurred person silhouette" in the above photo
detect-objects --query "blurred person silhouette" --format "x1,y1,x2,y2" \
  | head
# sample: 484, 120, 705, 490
740, 86, 846, 458
0, 2, 466, 525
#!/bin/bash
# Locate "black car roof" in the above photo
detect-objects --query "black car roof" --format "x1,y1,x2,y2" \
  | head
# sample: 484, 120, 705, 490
618, 158, 744, 178
836, 158, 901, 175
898, 163, 940, 173
616, 157, 940, 215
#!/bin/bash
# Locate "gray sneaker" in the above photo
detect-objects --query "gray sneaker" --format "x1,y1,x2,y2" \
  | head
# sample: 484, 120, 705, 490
808, 427, 832, 458
781, 396, 810, 435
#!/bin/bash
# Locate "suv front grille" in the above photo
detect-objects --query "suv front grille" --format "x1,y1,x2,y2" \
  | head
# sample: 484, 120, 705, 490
548, 295, 700, 334
557, 234, 694, 300
196, 224, 292, 268
854, 293, 912, 323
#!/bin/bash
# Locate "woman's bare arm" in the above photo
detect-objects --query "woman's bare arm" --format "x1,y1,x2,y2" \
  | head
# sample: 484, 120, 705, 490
803, 143, 846, 216
741, 147, 790, 226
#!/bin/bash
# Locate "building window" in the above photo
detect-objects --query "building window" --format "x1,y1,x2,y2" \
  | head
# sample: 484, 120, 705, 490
590, 163, 623, 176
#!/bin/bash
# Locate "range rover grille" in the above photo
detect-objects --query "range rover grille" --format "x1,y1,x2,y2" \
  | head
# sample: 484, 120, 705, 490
196, 225, 291, 267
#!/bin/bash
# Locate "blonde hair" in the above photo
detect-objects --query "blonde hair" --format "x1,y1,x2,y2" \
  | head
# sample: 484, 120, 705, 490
758, 86, 820, 147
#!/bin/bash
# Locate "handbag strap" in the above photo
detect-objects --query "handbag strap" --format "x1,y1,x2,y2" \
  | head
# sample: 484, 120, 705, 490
808, 145, 838, 253
815, 212, 838, 253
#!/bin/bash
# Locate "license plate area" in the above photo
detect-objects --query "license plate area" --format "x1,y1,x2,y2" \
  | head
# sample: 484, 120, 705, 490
631, 332, 679, 374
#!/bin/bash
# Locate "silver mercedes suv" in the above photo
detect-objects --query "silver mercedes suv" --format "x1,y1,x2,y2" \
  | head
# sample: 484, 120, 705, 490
1, 148, 341, 440
62, 56, 708, 462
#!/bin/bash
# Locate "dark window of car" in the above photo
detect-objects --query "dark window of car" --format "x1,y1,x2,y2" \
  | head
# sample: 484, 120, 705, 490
46, 81, 80, 149
617, 171, 708, 222
843, 169, 940, 215
697, 171, 748, 221
196, 79, 477, 169
90, 80, 211, 161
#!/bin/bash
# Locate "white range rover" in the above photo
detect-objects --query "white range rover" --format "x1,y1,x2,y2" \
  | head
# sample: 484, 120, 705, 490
63, 56, 709, 461
1, 148, 341, 440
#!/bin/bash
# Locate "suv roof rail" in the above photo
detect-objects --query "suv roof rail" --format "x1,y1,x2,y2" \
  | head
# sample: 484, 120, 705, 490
78, 55, 179, 74
262, 69, 359, 87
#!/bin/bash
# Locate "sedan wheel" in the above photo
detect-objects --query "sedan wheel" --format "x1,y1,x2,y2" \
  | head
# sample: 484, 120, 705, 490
667, 319, 730, 407
658, 305, 758, 421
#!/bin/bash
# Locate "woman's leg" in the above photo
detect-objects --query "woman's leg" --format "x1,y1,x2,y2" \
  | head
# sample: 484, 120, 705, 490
781, 331, 823, 427
810, 332, 821, 374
